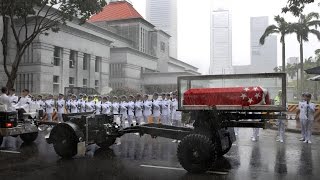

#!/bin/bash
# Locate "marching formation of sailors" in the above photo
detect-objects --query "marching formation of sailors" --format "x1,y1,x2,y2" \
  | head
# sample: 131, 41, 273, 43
0, 87, 182, 129
6, 91, 180, 127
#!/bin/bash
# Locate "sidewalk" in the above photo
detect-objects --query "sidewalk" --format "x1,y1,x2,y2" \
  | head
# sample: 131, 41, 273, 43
270, 119, 320, 135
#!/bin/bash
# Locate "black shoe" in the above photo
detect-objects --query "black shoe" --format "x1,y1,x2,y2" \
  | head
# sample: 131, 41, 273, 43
131, 124, 134, 127
136, 123, 139, 126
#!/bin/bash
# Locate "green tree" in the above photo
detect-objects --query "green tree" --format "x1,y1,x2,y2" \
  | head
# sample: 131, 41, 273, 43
0, 0, 106, 89
283, 0, 315, 16
260, 15, 292, 72
291, 12, 320, 93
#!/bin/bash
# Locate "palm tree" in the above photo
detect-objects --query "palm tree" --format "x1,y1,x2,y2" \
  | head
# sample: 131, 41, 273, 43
292, 12, 320, 93
260, 15, 292, 72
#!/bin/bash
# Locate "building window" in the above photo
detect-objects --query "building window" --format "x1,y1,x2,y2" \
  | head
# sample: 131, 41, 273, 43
83, 78, 87, 88
69, 50, 77, 68
83, 53, 90, 70
53, 75, 60, 94
53, 76, 59, 84
69, 77, 75, 87
95, 56, 101, 72
53, 46, 63, 66
95, 80, 99, 92
160, 42, 165, 52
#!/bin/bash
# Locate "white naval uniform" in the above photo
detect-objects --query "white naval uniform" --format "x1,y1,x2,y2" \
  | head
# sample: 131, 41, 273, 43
120, 101, 128, 127
78, 99, 85, 113
152, 99, 161, 123
9, 94, 18, 105
85, 101, 95, 113
299, 101, 315, 142
15, 96, 32, 111
171, 98, 182, 127
69, 100, 78, 114
112, 102, 120, 125
167, 99, 173, 125
44, 99, 54, 121
127, 101, 135, 126
161, 99, 170, 125
143, 100, 152, 123
134, 100, 143, 125
101, 101, 111, 115
35, 100, 44, 110
56, 99, 65, 122
298, 101, 307, 139
95, 101, 102, 115
0, 94, 13, 112
66, 99, 72, 113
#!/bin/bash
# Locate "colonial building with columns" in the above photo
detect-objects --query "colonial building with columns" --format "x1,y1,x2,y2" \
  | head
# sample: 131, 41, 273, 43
0, 0, 199, 94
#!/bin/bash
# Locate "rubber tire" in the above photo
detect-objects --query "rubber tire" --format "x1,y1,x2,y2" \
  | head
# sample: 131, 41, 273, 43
0, 136, 3, 146
53, 126, 78, 159
97, 137, 116, 148
20, 132, 38, 143
177, 134, 217, 174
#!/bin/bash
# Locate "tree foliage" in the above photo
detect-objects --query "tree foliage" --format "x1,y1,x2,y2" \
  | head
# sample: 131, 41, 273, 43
283, 0, 315, 16
0, 0, 106, 88
291, 12, 320, 93
260, 15, 293, 72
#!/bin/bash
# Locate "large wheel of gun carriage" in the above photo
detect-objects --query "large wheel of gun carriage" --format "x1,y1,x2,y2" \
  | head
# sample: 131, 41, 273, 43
177, 133, 218, 173
51, 124, 78, 158
19, 132, 38, 143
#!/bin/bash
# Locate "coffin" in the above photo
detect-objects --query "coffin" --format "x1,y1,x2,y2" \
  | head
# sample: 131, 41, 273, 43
183, 86, 270, 106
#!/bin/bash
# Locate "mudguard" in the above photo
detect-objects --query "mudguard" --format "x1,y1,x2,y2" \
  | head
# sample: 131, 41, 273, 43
46, 121, 84, 144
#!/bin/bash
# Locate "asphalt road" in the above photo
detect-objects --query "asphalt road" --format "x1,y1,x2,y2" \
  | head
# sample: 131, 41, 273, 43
0, 128, 319, 180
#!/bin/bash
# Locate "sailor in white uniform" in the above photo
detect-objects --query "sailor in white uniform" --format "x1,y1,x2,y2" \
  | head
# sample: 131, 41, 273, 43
143, 94, 152, 124
134, 94, 144, 125
152, 93, 161, 124
56, 93, 65, 122
85, 96, 95, 113
120, 95, 128, 127
0, 87, 13, 112
69, 94, 79, 114
127, 95, 135, 126
300, 93, 315, 144
160, 93, 170, 125
44, 94, 54, 121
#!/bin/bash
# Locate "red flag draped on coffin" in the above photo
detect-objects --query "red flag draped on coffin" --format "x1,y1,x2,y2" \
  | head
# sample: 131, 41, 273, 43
183, 86, 270, 106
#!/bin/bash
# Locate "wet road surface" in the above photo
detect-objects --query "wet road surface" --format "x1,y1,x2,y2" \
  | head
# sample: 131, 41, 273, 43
0, 128, 320, 180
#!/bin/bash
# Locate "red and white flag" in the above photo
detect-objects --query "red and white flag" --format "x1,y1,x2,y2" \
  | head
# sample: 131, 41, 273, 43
183, 86, 270, 106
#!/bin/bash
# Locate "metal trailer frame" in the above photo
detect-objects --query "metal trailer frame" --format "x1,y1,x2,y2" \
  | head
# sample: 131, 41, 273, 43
46, 73, 288, 174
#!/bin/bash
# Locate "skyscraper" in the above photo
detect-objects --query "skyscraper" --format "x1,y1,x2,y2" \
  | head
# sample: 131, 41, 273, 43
210, 9, 233, 75
146, 0, 178, 58
250, 16, 277, 73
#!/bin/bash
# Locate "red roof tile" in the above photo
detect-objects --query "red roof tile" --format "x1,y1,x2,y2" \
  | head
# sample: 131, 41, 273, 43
88, 1, 143, 22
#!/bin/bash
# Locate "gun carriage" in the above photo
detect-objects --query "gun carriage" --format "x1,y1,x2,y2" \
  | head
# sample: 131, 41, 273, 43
46, 73, 287, 173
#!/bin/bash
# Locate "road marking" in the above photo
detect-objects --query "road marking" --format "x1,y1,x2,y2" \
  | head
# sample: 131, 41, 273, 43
0, 150, 21, 154
207, 171, 228, 175
140, 164, 185, 171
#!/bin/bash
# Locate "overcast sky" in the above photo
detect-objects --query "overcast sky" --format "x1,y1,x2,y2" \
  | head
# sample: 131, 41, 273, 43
130, 0, 320, 74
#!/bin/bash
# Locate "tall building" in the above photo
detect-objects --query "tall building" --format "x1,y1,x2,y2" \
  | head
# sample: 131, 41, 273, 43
210, 9, 233, 75
250, 16, 277, 73
146, 0, 178, 58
